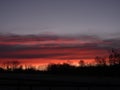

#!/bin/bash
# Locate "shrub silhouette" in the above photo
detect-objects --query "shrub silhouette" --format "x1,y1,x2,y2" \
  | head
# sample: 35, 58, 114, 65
47, 63, 76, 74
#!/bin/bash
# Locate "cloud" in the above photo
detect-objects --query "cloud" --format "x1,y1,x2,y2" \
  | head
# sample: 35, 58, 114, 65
0, 33, 119, 60
0, 33, 101, 45
0, 53, 71, 59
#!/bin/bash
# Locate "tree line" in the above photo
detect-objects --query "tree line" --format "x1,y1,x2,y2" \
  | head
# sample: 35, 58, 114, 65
0, 49, 120, 76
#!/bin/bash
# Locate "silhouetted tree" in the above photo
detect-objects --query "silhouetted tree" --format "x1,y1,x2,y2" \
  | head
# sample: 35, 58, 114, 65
95, 56, 107, 66
79, 60, 85, 67
2, 60, 20, 70
109, 49, 120, 65
24, 65, 37, 72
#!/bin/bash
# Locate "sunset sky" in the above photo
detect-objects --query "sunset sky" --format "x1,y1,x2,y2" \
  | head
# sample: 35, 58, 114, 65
0, 0, 120, 70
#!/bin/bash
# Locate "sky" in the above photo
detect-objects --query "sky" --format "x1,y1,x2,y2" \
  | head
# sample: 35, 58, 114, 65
0, 0, 120, 70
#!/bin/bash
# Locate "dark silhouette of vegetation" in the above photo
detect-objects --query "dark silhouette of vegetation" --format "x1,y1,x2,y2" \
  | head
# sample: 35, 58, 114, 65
46, 49, 120, 76
2, 60, 21, 70
47, 63, 76, 74
109, 49, 120, 65
79, 60, 85, 67
95, 56, 107, 66
0, 49, 120, 77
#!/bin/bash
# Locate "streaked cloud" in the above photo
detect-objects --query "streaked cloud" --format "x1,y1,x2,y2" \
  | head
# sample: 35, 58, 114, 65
0, 33, 119, 61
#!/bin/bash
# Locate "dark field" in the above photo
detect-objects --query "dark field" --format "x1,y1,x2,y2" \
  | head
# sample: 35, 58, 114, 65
0, 73, 120, 90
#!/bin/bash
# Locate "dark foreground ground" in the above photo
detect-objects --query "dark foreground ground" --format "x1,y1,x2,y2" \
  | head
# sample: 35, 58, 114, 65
0, 73, 120, 90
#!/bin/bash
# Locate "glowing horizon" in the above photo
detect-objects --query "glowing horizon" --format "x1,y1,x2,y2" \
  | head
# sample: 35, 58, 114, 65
0, 34, 114, 70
